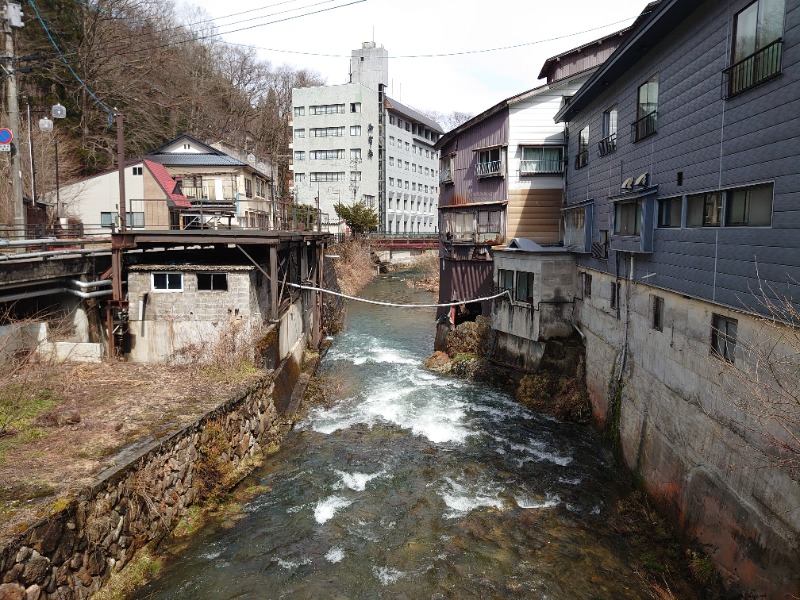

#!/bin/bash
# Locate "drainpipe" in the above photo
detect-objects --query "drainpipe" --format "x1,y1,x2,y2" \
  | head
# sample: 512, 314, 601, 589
0, 286, 112, 304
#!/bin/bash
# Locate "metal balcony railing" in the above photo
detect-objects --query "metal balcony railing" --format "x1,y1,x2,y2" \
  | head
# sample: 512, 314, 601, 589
439, 166, 453, 184
723, 39, 783, 98
520, 159, 563, 175
476, 160, 502, 178
631, 110, 657, 142
597, 133, 617, 157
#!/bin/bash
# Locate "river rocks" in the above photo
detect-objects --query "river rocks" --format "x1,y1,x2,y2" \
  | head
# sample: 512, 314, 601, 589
423, 351, 451, 373
0, 583, 25, 600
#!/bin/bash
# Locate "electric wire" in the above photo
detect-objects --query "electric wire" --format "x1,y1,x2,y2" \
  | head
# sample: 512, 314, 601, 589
286, 282, 511, 309
26, 0, 114, 117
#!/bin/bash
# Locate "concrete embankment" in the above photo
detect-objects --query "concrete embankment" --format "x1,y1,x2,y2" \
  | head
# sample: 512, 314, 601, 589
0, 347, 316, 600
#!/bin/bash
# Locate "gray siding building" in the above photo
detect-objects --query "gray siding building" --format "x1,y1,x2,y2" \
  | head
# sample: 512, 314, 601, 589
556, 0, 800, 595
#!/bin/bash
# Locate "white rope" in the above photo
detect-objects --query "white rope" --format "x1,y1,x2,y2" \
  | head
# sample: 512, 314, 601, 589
286, 282, 511, 308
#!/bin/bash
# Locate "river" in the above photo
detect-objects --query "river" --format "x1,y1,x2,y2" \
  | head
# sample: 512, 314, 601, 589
133, 269, 682, 599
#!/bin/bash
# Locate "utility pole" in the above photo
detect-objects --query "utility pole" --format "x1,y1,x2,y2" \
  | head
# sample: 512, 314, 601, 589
3, 0, 25, 234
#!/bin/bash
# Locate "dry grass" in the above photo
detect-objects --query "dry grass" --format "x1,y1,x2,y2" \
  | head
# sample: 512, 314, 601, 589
331, 238, 375, 297
0, 360, 265, 544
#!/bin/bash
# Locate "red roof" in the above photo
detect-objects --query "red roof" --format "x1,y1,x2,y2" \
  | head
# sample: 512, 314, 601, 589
143, 159, 191, 208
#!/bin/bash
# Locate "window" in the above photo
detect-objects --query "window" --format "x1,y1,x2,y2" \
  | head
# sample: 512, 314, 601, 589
610, 281, 619, 310
658, 197, 682, 227
633, 76, 658, 141
389, 178, 394, 187
389, 157, 395, 167
404, 181, 409, 190
651, 295, 664, 331
476, 147, 502, 177
350, 102, 361, 113
498, 269, 514, 294
363, 194, 375, 207
152, 272, 182, 292
583, 273, 592, 298
310, 172, 345, 182
614, 201, 641, 235
101, 211, 143, 228
686, 192, 722, 227
294, 151, 305, 161
563, 207, 587, 250
350, 126, 361, 136
405, 161, 410, 171
397, 119, 403, 128
311, 127, 344, 137
311, 149, 344, 160
294, 173, 305, 184
350, 171, 361, 182
727, 0, 785, 96
132, 166, 143, 176
599, 108, 617, 156
405, 142, 410, 151
575, 127, 589, 169
521, 146, 563, 175
294, 129, 305, 138
389, 136, 395, 146
310, 104, 345, 115
711, 314, 738, 363
197, 273, 228, 291
293, 106, 305, 116
244, 178, 252, 198
726, 183, 773, 226
405, 122, 411, 131
440, 154, 454, 184
390, 116, 395, 125
516, 272, 534, 303
101, 212, 115, 227
477, 210, 502, 242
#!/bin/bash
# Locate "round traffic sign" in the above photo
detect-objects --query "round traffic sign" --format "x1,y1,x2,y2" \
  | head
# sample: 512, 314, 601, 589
0, 128, 12, 144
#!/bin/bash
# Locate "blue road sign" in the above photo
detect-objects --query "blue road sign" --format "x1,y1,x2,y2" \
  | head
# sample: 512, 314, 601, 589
0, 128, 13, 144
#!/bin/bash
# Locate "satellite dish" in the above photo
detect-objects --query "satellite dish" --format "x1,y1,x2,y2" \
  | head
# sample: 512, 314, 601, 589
634, 172, 648, 187
621, 177, 634, 189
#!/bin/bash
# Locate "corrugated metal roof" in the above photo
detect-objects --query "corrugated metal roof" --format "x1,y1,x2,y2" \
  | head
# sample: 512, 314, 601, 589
142, 159, 191, 208
385, 96, 444, 133
145, 154, 248, 167
502, 238, 567, 253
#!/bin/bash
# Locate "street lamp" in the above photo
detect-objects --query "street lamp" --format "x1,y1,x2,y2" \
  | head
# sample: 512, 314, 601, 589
36, 103, 66, 224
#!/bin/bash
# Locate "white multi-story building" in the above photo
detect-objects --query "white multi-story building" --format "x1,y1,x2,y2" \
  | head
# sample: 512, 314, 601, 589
290, 42, 443, 234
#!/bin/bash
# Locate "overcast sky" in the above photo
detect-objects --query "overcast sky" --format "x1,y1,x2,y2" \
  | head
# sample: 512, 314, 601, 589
184, 0, 648, 118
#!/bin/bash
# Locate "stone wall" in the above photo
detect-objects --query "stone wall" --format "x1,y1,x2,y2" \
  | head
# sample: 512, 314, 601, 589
0, 356, 301, 600
576, 267, 800, 598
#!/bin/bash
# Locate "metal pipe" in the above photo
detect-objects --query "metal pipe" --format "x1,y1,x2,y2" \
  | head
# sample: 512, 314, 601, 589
0, 237, 58, 247
0, 248, 110, 261
70, 279, 112, 289
0, 286, 112, 304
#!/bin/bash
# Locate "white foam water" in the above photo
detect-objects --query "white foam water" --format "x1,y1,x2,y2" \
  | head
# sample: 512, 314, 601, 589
440, 477, 505, 518
515, 494, 560, 509
334, 469, 385, 491
273, 557, 311, 570
313, 496, 352, 524
325, 547, 345, 563
372, 566, 406, 585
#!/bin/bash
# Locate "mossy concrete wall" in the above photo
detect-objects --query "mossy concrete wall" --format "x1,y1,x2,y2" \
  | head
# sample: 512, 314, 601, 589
0, 354, 303, 600
576, 268, 800, 599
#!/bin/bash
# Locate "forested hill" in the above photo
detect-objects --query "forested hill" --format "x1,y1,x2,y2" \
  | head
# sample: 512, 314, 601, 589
1, 0, 324, 215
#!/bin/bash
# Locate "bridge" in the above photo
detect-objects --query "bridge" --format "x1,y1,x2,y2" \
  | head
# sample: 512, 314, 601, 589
365, 233, 440, 250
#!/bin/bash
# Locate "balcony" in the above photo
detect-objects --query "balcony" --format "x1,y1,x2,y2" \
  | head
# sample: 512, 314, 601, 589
631, 111, 657, 142
597, 133, 617, 157
439, 166, 453, 184
520, 159, 563, 176
723, 39, 783, 98
476, 160, 502, 178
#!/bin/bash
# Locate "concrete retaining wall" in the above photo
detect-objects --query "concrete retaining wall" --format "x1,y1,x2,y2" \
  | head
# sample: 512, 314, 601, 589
577, 268, 800, 598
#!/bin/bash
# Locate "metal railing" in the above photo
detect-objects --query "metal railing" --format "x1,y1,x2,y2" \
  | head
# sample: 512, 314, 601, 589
476, 160, 502, 178
597, 133, 617, 157
520, 159, 563, 175
631, 110, 657, 142
723, 39, 783, 98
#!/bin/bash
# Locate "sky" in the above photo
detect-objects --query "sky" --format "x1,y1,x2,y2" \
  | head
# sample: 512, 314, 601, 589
184, 0, 649, 119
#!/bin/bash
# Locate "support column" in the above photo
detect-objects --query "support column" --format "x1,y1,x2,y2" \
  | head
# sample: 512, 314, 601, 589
269, 244, 278, 320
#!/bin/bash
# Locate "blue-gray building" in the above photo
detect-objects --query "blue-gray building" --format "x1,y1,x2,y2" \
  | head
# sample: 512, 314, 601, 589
555, 0, 799, 596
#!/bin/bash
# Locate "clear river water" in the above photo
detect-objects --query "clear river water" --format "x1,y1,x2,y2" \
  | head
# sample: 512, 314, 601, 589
133, 269, 676, 599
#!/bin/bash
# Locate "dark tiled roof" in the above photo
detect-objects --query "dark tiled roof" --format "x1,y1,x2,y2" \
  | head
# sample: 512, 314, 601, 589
145, 154, 248, 167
